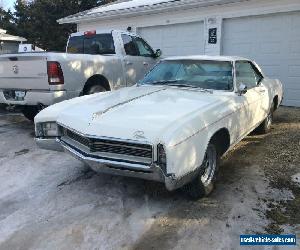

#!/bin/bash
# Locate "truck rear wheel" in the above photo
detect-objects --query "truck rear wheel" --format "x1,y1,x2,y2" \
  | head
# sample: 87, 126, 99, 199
85, 84, 107, 95
22, 106, 39, 121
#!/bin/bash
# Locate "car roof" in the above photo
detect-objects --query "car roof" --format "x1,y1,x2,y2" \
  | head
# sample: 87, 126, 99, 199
163, 55, 249, 62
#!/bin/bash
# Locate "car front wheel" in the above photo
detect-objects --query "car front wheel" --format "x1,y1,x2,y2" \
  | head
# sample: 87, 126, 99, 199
184, 142, 219, 199
256, 102, 274, 134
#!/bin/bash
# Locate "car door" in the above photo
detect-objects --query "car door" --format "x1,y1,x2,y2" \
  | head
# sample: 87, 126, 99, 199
121, 34, 157, 86
235, 61, 264, 134
250, 62, 269, 121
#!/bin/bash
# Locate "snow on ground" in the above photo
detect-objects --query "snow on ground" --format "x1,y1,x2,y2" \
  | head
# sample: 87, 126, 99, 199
0, 107, 299, 250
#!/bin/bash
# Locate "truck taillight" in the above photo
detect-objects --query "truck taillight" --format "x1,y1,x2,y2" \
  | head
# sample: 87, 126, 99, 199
47, 61, 64, 85
84, 30, 96, 37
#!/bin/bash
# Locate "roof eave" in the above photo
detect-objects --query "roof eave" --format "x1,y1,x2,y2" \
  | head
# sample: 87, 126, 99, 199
58, 0, 247, 24
0, 34, 27, 42
0, 37, 27, 42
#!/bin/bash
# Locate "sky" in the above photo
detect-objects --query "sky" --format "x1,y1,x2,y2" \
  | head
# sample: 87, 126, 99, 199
1, 0, 15, 10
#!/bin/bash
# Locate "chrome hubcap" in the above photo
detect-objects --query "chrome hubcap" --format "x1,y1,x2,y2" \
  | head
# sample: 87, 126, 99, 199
267, 112, 273, 128
201, 146, 217, 186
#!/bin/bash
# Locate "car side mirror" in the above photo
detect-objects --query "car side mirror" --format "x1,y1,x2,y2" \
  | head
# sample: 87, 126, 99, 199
238, 83, 248, 95
154, 49, 162, 58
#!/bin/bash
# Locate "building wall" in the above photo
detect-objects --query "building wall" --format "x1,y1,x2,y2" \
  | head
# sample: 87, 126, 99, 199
77, 0, 300, 56
0, 41, 20, 54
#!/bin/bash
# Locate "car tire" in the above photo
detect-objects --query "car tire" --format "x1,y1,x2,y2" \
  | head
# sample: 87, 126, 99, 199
255, 102, 275, 134
183, 142, 220, 200
22, 106, 39, 121
85, 84, 107, 95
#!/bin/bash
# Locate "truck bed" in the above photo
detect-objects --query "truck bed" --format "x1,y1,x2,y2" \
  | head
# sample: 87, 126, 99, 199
0, 53, 51, 90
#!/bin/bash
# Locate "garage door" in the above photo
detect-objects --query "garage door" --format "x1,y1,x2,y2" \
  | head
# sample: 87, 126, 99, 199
223, 12, 300, 107
138, 21, 204, 57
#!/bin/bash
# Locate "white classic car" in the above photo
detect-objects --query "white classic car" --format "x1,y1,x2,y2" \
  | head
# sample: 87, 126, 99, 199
35, 56, 283, 199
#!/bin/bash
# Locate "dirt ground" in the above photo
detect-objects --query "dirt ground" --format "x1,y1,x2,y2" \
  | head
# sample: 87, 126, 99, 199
0, 107, 299, 250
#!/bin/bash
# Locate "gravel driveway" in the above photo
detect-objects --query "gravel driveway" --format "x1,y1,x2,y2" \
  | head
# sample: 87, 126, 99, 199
0, 107, 299, 250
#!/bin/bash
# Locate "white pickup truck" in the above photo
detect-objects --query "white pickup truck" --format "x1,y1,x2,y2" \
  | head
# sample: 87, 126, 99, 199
0, 30, 160, 120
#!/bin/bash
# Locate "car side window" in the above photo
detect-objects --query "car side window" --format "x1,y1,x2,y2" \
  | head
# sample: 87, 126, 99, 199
133, 37, 154, 57
121, 34, 139, 56
236, 61, 259, 89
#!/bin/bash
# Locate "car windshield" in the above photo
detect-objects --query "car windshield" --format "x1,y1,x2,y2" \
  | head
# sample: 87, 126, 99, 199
140, 60, 234, 91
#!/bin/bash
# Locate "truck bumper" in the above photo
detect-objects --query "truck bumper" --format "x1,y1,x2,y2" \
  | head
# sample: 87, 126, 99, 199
0, 90, 67, 106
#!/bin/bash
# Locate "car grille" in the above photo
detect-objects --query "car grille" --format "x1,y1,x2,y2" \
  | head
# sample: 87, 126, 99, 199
62, 128, 153, 162
90, 139, 152, 158
65, 129, 90, 148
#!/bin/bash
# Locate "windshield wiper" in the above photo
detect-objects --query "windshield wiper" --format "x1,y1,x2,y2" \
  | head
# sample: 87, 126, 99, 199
142, 80, 179, 85
167, 83, 199, 88
167, 83, 213, 93
200, 89, 213, 93
141, 81, 213, 93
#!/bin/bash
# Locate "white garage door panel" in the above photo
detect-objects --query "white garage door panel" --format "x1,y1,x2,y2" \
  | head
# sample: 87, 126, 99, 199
138, 22, 204, 57
289, 65, 300, 77
223, 12, 300, 107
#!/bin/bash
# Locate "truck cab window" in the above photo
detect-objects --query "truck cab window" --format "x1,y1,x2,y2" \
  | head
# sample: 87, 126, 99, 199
67, 34, 115, 55
84, 34, 115, 55
134, 37, 154, 57
121, 34, 139, 56
67, 36, 83, 54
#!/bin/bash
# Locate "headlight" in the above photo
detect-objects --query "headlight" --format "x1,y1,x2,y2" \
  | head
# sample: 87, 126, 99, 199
35, 122, 60, 137
157, 144, 167, 174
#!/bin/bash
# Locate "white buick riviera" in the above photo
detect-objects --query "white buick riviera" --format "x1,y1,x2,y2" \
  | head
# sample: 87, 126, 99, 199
35, 56, 283, 199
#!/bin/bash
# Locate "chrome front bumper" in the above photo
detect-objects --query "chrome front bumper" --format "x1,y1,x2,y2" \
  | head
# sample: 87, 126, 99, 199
35, 138, 64, 152
35, 138, 197, 191
60, 139, 166, 182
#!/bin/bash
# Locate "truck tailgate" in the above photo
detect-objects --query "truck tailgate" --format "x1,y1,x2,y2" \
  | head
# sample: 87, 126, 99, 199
0, 55, 49, 90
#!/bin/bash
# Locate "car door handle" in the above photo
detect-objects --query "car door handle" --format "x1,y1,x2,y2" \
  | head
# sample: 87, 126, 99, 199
143, 62, 149, 66
259, 89, 266, 93
125, 61, 133, 66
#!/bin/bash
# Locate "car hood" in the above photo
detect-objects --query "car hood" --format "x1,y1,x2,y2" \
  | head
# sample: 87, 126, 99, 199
57, 86, 229, 144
